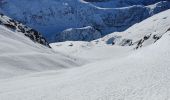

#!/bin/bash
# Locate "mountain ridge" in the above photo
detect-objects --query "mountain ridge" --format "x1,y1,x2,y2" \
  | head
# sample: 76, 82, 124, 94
0, 13, 50, 47
0, 0, 170, 42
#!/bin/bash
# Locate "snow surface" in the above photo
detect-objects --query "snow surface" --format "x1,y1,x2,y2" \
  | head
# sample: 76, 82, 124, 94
0, 28, 170, 100
0, 9, 169, 100
0, 25, 84, 79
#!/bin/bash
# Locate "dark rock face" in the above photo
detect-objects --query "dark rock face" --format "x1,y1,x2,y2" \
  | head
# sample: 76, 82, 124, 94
4, 23, 16, 30
167, 28, 170, 32
135, 34, 162, 49
0, 13, 50, 48
110, 33, 163, 49
120, 39, 133, 46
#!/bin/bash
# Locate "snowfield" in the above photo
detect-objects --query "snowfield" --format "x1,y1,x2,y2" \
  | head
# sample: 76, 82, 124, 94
1, 31, 170, 100
0, 25, 84, 79
0, 8, 170, 100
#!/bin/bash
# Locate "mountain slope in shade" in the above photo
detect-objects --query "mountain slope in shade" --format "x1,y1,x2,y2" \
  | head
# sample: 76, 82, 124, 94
0, 9, 170, 100
0, 0, 170, 42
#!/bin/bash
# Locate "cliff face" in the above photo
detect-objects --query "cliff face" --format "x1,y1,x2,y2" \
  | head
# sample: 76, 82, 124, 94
0, 0, 170, 42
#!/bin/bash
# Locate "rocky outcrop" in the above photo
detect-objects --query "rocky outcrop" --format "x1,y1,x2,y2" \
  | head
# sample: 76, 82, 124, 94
107, 33, 164, 49
100, 9, 170, 49
0, 13, 50, 47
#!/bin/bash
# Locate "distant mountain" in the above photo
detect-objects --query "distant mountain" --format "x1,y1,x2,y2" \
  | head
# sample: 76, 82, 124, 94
56, 26, 101, 42
51, 9, 170, 55
0, 0, 170, 42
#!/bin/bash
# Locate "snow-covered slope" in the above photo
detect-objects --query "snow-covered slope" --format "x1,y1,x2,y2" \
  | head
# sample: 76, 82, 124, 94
0, 24, 83, 79
0, 13, 50, 47
0, 9, 170, 100
0, 0, 170, 42
97, 9, 170, 49
51, 9, 170, 60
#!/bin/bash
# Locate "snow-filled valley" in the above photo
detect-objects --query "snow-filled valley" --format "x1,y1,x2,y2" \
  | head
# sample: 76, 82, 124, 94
0, 0, 170, 100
